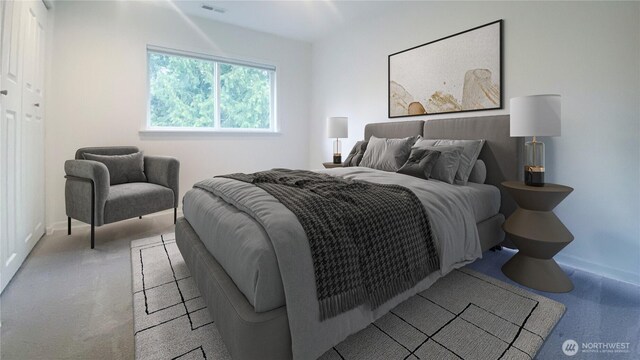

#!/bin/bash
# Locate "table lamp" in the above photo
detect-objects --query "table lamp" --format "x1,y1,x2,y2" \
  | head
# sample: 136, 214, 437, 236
327, 117, 348, 164
510, 95, 561, 186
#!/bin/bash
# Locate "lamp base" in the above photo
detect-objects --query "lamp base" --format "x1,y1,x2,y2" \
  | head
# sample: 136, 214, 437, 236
524, 166, 545, 187
333, 154, 342, 164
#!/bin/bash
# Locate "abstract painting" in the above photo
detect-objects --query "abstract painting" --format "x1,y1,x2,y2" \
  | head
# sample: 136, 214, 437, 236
389, 20, 502, 118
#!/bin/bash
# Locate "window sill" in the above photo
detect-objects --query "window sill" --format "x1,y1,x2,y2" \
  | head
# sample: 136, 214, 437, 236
139, 128, 282, 137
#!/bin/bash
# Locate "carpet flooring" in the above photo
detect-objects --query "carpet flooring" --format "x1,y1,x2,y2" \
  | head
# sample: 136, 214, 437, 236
1, 219, 638, 359
0, 214, 175, 360
132, 234, 564, 360
467, 248, 640, 359
131, 233, 230, 360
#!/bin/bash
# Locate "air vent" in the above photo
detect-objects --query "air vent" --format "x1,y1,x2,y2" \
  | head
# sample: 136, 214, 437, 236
202, 4, 226, 13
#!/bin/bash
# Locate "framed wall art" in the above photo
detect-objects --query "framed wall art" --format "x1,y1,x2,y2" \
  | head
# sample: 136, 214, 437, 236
389, 20, 503, 118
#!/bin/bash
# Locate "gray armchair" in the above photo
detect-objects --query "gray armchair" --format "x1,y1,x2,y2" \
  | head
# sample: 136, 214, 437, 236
65, 146, 179, 248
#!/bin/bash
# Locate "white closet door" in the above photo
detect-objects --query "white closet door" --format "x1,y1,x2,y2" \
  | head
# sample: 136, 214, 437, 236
0, 0, 4, 295
1, 0, 47, 293
1, 0, 24, 293
20, 0, 46, 257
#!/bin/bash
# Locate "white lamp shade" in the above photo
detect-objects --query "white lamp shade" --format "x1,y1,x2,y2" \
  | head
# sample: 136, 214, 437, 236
327, 117, 348, 138
510, 95, 561, 137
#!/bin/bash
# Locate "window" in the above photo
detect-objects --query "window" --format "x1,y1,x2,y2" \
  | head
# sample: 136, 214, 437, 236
147, 47, 276, 132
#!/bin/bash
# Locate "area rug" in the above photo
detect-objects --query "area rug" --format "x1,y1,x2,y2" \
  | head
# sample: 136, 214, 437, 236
131, 233, 565, 360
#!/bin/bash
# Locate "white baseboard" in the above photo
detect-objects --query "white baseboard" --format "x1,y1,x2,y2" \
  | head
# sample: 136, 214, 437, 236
554, 253, 639, 286
46, 208, 183, 235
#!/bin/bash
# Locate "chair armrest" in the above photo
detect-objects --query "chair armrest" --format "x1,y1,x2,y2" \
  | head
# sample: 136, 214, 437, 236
144, 156, 180, 206
64, 160, 110, 225
65, 160, 110, 186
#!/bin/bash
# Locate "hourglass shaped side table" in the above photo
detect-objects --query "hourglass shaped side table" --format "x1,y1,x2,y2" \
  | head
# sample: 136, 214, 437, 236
501, 181, 574, 293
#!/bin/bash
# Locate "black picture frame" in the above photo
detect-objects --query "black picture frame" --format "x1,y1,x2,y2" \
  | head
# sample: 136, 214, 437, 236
387, 19, 504, 119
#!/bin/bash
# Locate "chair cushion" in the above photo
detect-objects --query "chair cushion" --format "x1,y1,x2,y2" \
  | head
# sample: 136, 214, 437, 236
75, 146, 139, 160
104, 182, 174, 224
83, 152, 147, 185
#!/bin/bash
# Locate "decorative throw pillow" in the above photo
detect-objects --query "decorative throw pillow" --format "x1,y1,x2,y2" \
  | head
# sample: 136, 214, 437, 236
468, 159, 487, 184
343, 141, 368, 167
416, 139, 485, 185
360, 136, 417, 172
397, 148, 441, 179
413, 145, 463, 184
83, 152, 147, 185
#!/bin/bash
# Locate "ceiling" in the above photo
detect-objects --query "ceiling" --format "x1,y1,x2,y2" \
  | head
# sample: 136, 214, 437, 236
170, 0, 399, 43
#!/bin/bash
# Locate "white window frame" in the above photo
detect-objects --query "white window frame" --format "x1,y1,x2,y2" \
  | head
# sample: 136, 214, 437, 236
143, 45, 278, 134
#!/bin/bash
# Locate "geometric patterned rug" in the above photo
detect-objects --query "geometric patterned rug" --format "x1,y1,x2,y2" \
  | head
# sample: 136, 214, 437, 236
130, 233, 230, 360
131, 234, 565, 360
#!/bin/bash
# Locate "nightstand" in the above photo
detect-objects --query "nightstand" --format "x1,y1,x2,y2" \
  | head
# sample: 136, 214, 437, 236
501, 181, 574, 292
323, 162, 343, 169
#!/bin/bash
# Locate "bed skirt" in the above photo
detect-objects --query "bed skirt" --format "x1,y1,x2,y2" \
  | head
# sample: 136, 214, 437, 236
175, 214, 504, 360
175, 217, 292, 360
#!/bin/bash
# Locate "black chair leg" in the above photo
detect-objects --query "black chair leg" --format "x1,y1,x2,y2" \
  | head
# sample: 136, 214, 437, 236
139, 216, 142, 219
174, 208, 177, 224
91, 180, 95, 249
65, 174, 97, 249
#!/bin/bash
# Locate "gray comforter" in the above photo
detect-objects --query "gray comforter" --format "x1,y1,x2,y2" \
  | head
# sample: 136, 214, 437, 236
187, 167, 482, 359
216, 169, 440, 321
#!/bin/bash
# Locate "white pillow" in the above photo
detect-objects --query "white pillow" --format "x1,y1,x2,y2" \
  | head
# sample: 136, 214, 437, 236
415, 139, 485, 185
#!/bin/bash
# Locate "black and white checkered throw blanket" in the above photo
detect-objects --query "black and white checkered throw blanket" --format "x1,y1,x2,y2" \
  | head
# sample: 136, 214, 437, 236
219, 169, 440, 320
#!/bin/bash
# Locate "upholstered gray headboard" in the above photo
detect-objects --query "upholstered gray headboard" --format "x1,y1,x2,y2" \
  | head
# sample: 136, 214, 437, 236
362, 115, 522, 218
364, 120, 425, 141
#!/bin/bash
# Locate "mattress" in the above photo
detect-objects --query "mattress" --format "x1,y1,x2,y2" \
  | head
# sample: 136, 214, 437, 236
458, 182, 501, 222
182, 168, 501, 313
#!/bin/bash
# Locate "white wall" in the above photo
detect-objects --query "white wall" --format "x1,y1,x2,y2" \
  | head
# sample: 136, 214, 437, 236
310, 2, 640, 284
46, 1, 311, 231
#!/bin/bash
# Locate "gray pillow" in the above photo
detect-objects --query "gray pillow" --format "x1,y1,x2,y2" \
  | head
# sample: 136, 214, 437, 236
416, 139, 485, 185
468, 159, 487, 184
360, 136, 417, 172
83, 152, 147, 185
413, 144, 463, 184
343, 141, 368, 167
397, 148, 441, 180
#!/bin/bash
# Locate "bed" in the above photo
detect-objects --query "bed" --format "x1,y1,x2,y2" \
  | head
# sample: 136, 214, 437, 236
175, 115, 522, 359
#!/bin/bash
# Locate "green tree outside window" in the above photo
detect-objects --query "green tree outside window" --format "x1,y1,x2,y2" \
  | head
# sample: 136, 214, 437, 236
148, 51, 274, 130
